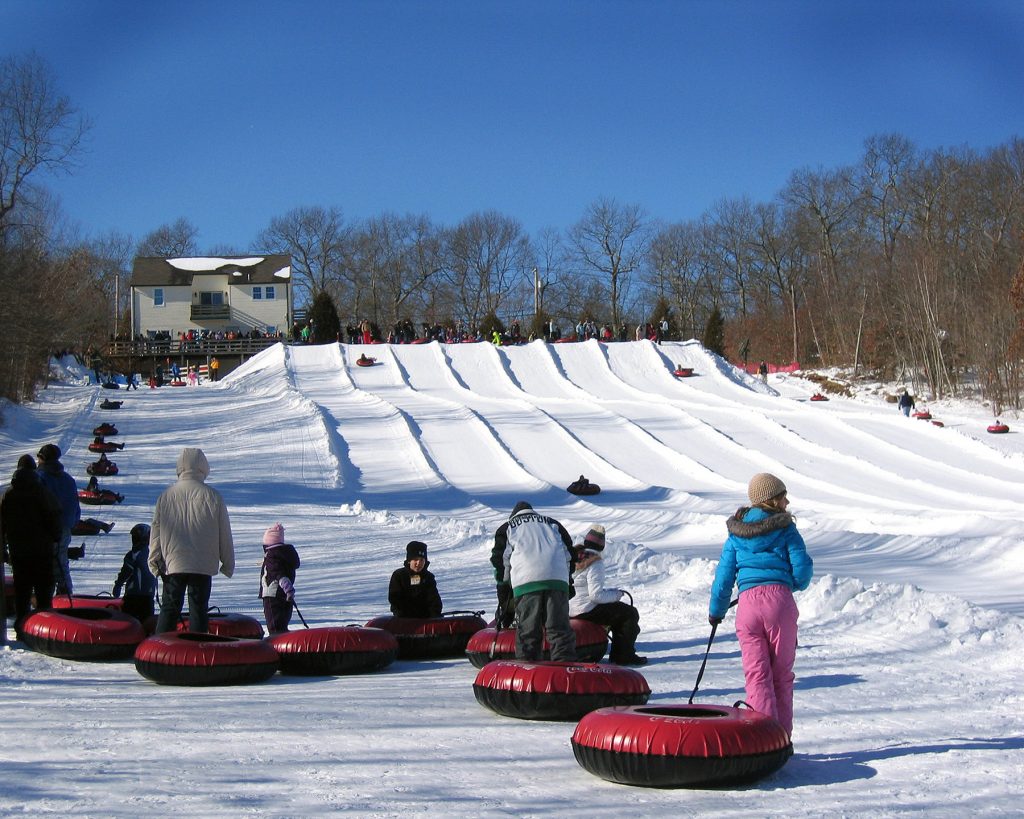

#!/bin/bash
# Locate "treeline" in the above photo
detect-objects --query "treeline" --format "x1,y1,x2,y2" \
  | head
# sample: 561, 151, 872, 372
3, 51, 1024, 411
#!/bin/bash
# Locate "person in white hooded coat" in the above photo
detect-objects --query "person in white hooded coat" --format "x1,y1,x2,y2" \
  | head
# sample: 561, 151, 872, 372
149, 447, 235, 634
569, 524, 646, 665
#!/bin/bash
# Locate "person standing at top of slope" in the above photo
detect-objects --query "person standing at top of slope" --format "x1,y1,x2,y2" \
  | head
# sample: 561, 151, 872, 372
491, 501, 576, 661
149, 447, 235, 634
708, 473, 813, 737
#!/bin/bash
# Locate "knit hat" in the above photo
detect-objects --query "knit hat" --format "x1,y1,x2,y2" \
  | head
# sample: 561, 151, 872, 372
37, 443, 61, 462
511, 500, 533, 516
583, 524, 606, 552
263, 523, 285, 546
748, 473, 787, 505
406, 540, 428, 560
16, 454, 36, 471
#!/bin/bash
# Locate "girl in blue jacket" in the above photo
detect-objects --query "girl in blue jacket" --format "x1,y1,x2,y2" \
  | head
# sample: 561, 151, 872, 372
709, 473, 813, 736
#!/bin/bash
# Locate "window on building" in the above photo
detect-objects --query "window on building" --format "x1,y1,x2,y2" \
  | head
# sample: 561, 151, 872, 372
252, 286, 263, 300
265, 286, 276, 300
154, 288, 164, 307
200, 291, 224, 306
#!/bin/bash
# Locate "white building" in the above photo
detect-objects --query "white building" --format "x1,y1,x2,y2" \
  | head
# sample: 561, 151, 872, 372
129, 255, 293, 339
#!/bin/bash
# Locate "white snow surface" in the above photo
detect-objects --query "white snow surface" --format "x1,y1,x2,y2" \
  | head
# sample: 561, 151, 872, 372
166, 256, 264, 271
1, 340, 1022, 817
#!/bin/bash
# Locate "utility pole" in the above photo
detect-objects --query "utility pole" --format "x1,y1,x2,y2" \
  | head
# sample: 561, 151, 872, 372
533, 267, 541, 319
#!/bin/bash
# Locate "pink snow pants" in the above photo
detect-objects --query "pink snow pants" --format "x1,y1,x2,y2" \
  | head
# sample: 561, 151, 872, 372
735, 583, 799, 735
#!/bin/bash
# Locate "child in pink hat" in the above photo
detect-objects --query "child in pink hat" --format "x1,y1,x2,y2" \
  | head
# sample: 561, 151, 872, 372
259, 523, 300, 634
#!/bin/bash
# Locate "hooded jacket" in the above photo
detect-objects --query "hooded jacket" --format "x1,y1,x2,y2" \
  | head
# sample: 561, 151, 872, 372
709, 506, 813, 619
491, 505, 574, 598
1, 468, 62, 551
149, 448, 235, 578
37, 460, 81, 530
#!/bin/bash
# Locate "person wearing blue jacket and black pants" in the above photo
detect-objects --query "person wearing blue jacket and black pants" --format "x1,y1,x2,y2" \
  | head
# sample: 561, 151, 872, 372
709, 473, 813, 736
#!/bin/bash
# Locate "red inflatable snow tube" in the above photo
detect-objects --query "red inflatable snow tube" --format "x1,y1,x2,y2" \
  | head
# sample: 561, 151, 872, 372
572, 703, 793, 788
473, 659, 650, 721
673, 367, 694, 378
355, 357, 377, 367
364, 613, 487, 659
78, 488, 123, 505
88, 441, 123, 453
466, 618, 610, 668
93, 423, 118, 436
269, 626, 399, 675
134, 632, 279, 686
52, 594, 124, 611
988, 423, 1010, 434
20, 608, 145, 661
912, 410, 932, 420
180, 611, 265, 639
809, 393, 828, 402
86, 460, 118, 476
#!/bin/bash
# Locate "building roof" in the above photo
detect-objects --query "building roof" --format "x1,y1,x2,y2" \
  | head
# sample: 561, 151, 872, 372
130, 255, 292, 287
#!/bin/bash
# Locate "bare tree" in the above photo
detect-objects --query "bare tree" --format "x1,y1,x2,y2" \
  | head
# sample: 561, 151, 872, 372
442, 211, 533, 329
257, 206, 349, 307
136, 217, 200, 258
569, 198, 649, 328
0, 52, 88, 238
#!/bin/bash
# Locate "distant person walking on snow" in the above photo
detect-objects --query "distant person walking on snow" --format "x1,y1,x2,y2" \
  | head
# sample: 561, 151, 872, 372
709, 473, 813, 737
149, 448, 235, 634
898, 389, 915, 417
758, 361, 769, 384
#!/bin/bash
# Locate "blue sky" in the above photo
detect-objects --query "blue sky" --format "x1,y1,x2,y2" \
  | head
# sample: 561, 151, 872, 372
4, 0, 1023, 252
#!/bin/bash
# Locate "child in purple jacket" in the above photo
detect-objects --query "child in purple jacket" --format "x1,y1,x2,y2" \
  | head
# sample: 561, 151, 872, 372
259, 523, 300, 634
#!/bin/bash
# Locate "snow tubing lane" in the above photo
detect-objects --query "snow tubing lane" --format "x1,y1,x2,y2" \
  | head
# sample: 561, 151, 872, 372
988, 424, 1010, 434
364, 614, 487, 659
20, 608, 145, 661
269, 626, 399, 675
52, 594, 125, 611
473, 660, 650, 721
466, 619, 609, 668
571, 704, 793, 788
134, 632, 279, 686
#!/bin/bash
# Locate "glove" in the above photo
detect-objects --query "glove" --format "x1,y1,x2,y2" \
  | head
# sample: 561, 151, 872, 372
709, 615, 723, 626
279, 577, 295, 601
112, 585, 121, 598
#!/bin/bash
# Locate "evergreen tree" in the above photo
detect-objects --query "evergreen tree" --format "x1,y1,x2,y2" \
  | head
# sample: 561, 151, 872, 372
703, 306, 726, 358
308, 290, 341, 344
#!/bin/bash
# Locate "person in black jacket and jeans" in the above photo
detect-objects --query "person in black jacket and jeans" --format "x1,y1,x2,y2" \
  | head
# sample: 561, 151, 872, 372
1, 465, 62, 628
389, 541, 442, 619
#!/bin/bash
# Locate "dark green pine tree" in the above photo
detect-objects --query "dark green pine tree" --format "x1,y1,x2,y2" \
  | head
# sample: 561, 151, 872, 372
307, 290, 341, 344
702, 306, 726, 358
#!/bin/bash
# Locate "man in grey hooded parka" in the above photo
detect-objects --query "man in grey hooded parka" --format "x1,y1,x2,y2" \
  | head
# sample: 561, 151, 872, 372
150, 448, 235, 634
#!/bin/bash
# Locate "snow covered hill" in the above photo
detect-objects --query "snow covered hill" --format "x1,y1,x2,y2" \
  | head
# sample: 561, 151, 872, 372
0, 340, 1021, 816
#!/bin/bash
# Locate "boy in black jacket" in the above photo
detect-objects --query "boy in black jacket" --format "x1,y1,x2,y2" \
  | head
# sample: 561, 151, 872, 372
389, 541, 442, 619
112, 524, 158, 622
